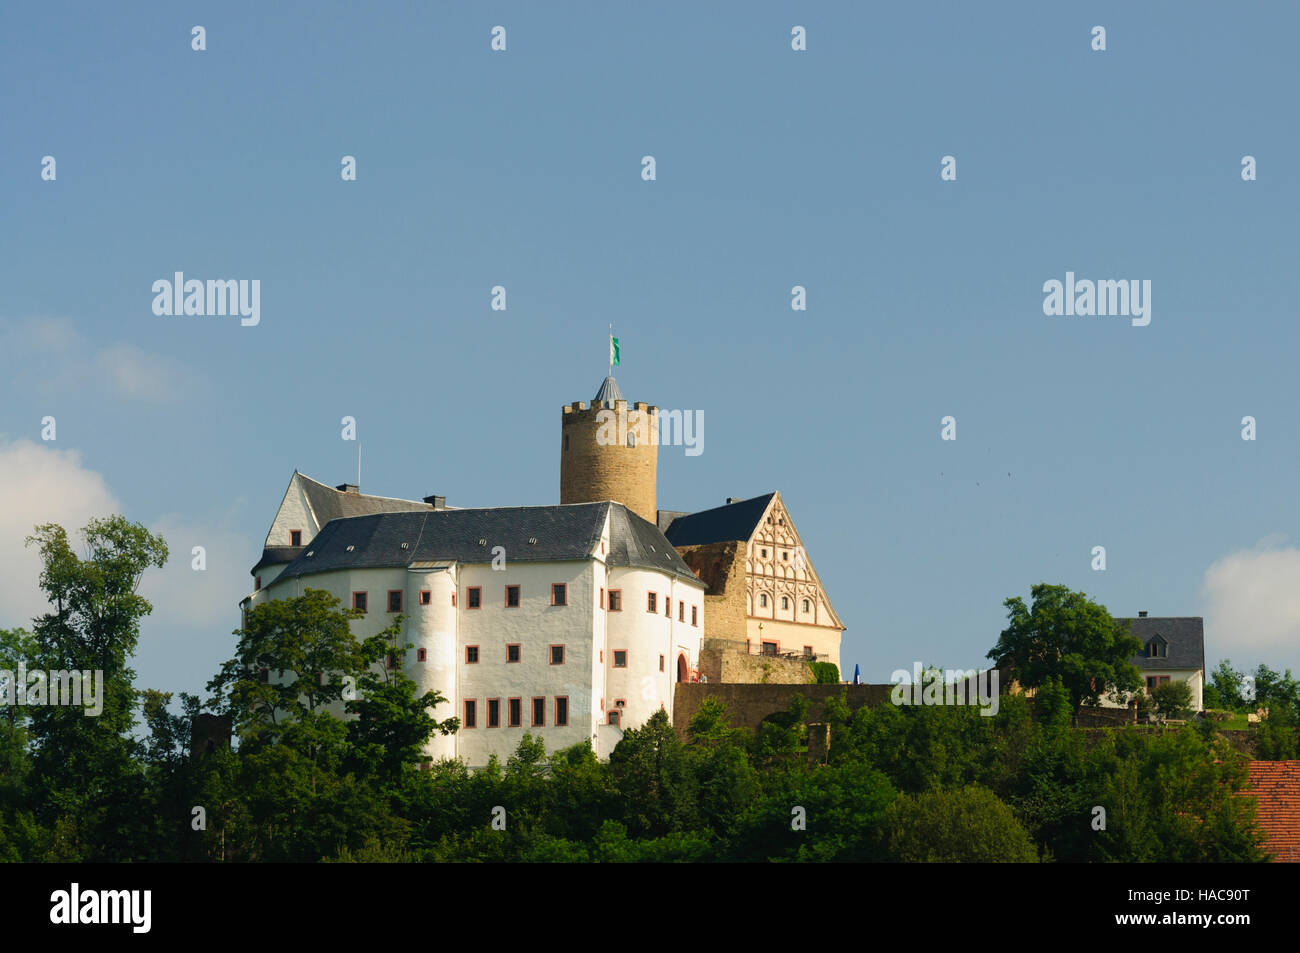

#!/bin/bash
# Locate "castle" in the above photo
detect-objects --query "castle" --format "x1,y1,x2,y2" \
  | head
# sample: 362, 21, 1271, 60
240, 374, 845, 765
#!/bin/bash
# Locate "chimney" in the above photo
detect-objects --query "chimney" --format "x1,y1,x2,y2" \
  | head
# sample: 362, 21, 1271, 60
336, 483, 360, 494
726, 497, 744, 505
424, 495, 446, 508
1138, 611, 1148, 618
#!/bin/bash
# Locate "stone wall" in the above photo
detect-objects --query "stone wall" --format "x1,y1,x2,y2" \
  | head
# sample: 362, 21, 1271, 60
675, 540, 747, 644
561, 400, 658, 523
672, 682, 894, 737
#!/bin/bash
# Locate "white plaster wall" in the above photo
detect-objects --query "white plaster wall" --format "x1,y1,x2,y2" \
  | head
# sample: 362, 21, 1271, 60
744, 618, 842, 672
266, 474, 320, 547
406, 567, 457, 761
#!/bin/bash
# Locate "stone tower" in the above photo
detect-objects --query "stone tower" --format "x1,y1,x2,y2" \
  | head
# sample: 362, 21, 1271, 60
561, 376, 658, 523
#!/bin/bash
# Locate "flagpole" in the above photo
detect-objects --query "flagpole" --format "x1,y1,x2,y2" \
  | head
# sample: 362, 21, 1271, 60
608, 323, 613, 378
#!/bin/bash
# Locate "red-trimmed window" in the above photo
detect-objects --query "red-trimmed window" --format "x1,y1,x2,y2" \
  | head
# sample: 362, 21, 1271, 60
465, 645, 479, 664
386, 651, 398, 669
508, 697, 522, 727
555, 696, 569, 727
659, 654, 665, 672
552, 583, 567, 606
419, 590, 432, 606
463, 699, 476, 729
417, 648, 427, 662
608, 710, 621, 727
352, 591, 368, 613
505, 585, 520, 608
613, 650, 627, 668
532, 696, 545, 727
608, 589, 622, 611
387, 590, 402, 612
679, 601, 685, 622
550, 645, 565, 665
289, 529, 303, 547
665, 597, 670, 617
506, 644, 521, 663
451, 591, 457, 607
255, 575, 261, 590
803, 645, 814, 658
467, 587, 481, 609
692, 605, 698, 626
600, 587, 605, 608
487, 698, 500, 728
647, 592, 657, 613
762, 641, 778, 656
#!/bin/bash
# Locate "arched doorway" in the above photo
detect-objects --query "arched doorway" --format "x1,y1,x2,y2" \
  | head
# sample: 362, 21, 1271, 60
677, 654, 688, 683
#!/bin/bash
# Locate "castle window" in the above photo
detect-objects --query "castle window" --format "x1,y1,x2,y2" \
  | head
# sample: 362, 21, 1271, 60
463, 700, 476, 729
465, 646, 479, 664
679, 601, 685, 622
659, 654, 665, 672
450, 591, 456, 607
388, 590, 403, 612
550, 645, 565, 665
608, 710, 621, 727
551, 583, 567, 606
419, 590, 432, 606
290, 529, 302, 547
647, 592, 657, 613
417, 648, 427, 662
608, 589, 622, 611
692, 605, 698, 626
803, 645, 814, 658
613, 650, 627, 668
761, 548, 767, 557
802, 599, 810, 613
555, 696, 569, 727
386, 651, 398, 670
781, 596, 789, 610
353, 591, 368, 613
507, 644, 521, 663
762, 641, 778, 656
467, 587, 481, 609
600, 587, 605, 608
487, 698, 500, 728
665, 597, 670, 617
627, 432, 636, 448
506, 585, 521, 608
255, 575, 261, 590
783, 551, 789, 560
532, 697, 545, 727
760, 593, 768, 608
508, 698, 522, 727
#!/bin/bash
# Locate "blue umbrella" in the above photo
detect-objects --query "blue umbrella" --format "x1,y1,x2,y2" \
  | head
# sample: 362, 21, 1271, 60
852, 664, 860, 685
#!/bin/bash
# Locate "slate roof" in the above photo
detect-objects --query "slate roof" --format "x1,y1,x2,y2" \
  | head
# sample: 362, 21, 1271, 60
276, 501, 702, 585
594, 376, 623, 406
1243, 761, 1300, 862
1116, 616, 1205, 672
662, 493, 776, 547
297, 473, 432, 525
253, 546, 304, 573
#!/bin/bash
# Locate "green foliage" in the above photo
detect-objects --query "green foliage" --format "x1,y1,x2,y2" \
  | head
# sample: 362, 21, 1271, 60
987, 583, 1142, 709
1150, 680, 1193, 720
885, 786, 1038, 862
810, 662, 839, 684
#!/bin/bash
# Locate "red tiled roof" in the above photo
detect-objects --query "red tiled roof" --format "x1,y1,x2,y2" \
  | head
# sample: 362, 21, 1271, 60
1242, 761, 1300, 862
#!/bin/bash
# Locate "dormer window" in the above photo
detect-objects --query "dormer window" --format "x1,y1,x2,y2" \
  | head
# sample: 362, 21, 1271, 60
290, 529, 303, 547
1145, 638, 1167, 659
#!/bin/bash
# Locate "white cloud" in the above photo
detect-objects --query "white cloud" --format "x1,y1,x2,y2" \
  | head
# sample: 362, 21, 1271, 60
0, 438, 250, 697
0, 316, 192, 402
0, 438, 121, 630
1202, 537, 1300, 671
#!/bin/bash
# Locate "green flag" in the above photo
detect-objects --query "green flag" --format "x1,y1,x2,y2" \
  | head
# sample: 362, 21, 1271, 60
610, 336, 620, 367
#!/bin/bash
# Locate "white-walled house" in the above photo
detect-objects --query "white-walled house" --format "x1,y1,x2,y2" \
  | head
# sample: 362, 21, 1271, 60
1099, 614, 1206, 712
242, 474, 705, 767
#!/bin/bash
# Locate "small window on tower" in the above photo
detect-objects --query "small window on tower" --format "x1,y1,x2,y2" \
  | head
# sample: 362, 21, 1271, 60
627, 432, 637, 448
290, 530, 303, 547
419, 590, 432, 606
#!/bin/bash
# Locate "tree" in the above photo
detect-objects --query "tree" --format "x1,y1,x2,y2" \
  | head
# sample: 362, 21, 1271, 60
885, 786, 1038, 862
987, 583, 1142, 710
1150, 681, 1193, 721
608, 709, 698, 837
23, 517, 168, 861
1207, 659, 1248, 711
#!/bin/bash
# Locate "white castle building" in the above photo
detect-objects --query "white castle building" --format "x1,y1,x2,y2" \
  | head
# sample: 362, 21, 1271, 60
241, 374, 844, 766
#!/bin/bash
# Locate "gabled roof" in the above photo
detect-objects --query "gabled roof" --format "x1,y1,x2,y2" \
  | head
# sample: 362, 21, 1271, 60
661, 493, 776, 547
1116, 617, 1205, 671
1244, 761, 1300, 862
275, 501, 702, 585
296, 472, 432, 525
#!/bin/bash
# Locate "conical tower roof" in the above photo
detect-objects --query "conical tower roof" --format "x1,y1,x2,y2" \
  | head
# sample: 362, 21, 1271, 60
593, 376, 623, 406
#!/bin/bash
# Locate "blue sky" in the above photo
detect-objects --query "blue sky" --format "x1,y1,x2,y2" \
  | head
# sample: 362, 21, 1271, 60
2, 1, 1298, 699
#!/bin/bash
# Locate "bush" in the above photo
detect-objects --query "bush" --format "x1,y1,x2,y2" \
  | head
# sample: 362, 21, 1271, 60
810, 662, 839, 684
885, 786, 1038, 862
1150, 681, 1193, 720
